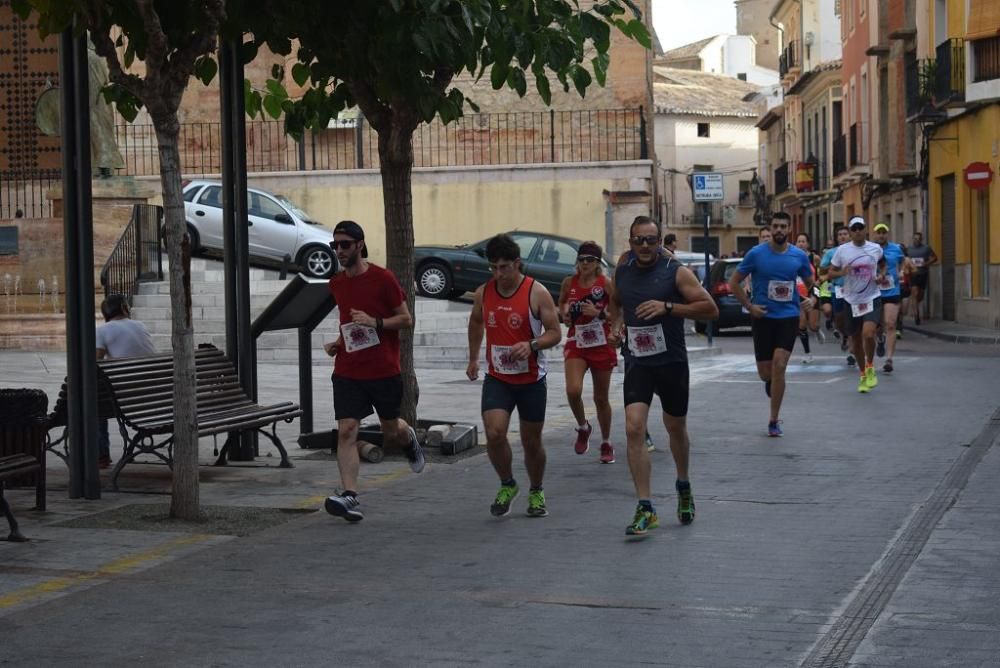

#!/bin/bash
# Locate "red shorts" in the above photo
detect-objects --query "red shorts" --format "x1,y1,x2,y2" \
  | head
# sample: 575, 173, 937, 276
564, 342, 618, 370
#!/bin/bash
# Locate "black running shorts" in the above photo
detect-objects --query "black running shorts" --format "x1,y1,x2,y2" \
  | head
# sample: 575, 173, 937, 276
623, 362, 689, 417
845, 298, 883, 336
332, 374, 403, 422
880, 294, 901, 305
481, 374, 547, 423
751, 316, 800, 362
910, 272, 928, 290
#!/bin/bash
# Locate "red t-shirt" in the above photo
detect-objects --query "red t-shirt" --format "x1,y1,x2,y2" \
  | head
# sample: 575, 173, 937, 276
328, 264, 406, 380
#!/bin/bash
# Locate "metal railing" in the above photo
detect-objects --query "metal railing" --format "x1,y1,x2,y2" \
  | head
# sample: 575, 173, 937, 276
114, 108, 647, 177
0, 170, 60, 220
99, 203, 163, 305
774, 161, 790, 195
833, 134, 847, 175
972, 36, 1000, 83
849, 124, 860, 167
934, 38, 965, 104
682, 204, 721, 227
779, 41, 797, 78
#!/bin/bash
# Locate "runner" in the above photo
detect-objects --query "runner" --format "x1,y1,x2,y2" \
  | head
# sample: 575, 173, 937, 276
758, 227, 772, 244
872, 223, 911, 373
609, 217, 719, 537
827, 216, 888, 393
558, 241, 619, 464
794, 232, 824, 363
819, 226, 854, 367
466, 234, 562, 518
906, 232, 938, 325
730, 212, 815, 436
323, 221, 425, 523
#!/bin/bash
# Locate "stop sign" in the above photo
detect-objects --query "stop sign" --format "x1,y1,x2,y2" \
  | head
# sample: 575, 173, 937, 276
963, 161, 994, 191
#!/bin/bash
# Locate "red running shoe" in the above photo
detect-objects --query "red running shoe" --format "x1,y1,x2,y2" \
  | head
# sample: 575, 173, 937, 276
574, 422, 592, 454
599, 442, 615, 464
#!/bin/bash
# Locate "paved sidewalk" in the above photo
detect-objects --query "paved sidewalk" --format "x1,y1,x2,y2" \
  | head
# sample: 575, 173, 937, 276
906, 318, 1000, 345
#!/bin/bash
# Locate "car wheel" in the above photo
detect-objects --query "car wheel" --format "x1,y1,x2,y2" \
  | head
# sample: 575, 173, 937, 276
299, 245, 337, 278
160, 224, 200, 253
416, 262, 452, 299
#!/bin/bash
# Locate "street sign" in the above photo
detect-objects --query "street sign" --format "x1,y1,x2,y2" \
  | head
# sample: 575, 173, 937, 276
963, 161, 993, 191
692, 172, 724, 201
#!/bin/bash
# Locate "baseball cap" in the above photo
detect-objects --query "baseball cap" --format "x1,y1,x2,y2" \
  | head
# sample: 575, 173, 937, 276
332, 220, 368, 257
848, 216, 867, 230
873, 223, 889, 232
577, 240, 603, 259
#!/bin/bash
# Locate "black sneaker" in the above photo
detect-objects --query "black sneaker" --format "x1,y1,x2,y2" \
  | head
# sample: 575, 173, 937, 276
405, 426, 425, 473
876, 333, 886, 358
676, 481, 695, 525
325, 493, 363, 522
490, 483, 520, 517
846, 354, 856, 367
883, 359, 894, 373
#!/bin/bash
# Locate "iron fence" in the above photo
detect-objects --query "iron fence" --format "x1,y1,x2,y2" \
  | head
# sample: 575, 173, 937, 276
0, 170, 60, 219
114, 108, 646, 177
774, 161, 790, 195
934, 38, 965, 104
99, 203, 163, 305
833, 134, 847, 176
972, 36, 1000, 83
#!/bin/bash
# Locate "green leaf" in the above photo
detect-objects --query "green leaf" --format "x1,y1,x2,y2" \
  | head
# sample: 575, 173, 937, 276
490, 61, 509, 90
507, 67, 527, 97
265, 79, 288, 100
626, 19, 652, 48
271, 63, 284, 81
466, 98, 481, 113
123, 42, 135, 69
465, 0, 491, 26
535, 74, 552, 105
239, 40, 259, 64
262, 94, 283, 120
291, 62, 311, 87
194, 57, 218, 86
591, 51, 609, 87
569, 65, 592, 98
11, 0, 30, 19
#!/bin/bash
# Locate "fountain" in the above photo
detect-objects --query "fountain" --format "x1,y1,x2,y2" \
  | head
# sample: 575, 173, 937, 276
51, 275, 59, 313
3, 274, 10, 314
37, 278, 46, 308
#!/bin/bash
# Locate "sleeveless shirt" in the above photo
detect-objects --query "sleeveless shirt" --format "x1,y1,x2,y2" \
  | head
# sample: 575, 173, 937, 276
614, 255, 687, 365
483, 276, 546, 383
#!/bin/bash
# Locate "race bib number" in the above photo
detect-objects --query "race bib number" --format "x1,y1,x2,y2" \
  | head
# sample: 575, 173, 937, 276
911, 257, 925, 267
877, 274, 895, 290
835, 286, 845, 299
574, 320, 607, 349
851, 301, 874, 318
768, 280, 795, 302
491, 344, 529, 375
627, 324, 668, 358
341, 322, 380, 353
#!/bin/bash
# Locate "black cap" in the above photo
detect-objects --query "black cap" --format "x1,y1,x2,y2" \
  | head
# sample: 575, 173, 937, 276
333, 220, 368, 257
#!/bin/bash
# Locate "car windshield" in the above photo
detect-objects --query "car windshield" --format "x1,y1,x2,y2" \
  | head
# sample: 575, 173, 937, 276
275, 195, 318, 224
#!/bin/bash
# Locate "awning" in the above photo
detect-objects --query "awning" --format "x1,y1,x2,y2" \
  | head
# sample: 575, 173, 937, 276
967, 0, 1000, 41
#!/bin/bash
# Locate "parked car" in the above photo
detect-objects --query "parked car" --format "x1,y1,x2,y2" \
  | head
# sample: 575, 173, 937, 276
414, 232, 609, 300
671, 250, 715, 284
180, 180, 338, 278
695, 258, 751, 333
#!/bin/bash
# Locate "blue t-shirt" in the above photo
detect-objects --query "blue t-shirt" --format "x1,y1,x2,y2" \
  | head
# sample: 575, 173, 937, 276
820, 247, 845, 289
879, 242, 905, 297
737, 243, 813, 319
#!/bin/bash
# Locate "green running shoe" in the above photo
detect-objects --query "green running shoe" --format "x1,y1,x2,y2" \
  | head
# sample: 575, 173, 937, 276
625, 505, 659, 537
677, 484, 695, 525
526, 489, 548, 517
865, 366, 878, 389
490, 484, 520, 517
857, 376, 870, 393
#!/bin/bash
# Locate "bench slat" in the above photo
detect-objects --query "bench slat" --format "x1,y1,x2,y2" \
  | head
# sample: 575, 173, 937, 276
137, 402, 300, 433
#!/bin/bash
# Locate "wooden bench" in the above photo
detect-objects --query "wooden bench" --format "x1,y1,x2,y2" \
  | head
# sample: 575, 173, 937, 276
45, 378, 117, 464
1, 388, 48, 542
1, 454, 42, 542
97, 345, 302, 490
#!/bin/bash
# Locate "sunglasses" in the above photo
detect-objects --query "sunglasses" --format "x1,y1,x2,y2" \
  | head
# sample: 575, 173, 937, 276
577, 255, 599, 263
330, 239, 358, 250
630, 235, 659, 246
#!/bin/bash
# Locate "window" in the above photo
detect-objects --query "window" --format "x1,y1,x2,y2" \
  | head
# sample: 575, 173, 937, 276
739, 180, 752, 206
183, 186, 200, 202
736, 235, 758, 254
697, 122, 711, 138
248, 192, 289, 221
511, 234, 538, 261
537, 239, 578, 267
737, 72, 747, 81
690, 235, 720, 257
197, 186, 223, 208
0, 226, 17, 255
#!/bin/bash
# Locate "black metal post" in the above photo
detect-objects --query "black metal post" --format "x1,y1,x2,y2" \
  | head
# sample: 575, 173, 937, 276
549, 109, 555, 162
639, 106, 649, 160
356, 116, 365, 169
59, 26, 100, 499
298, 327, 313, 434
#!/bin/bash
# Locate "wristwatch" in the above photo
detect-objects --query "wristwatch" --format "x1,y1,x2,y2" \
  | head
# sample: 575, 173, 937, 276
529, 339, 540, 352
663, 301, 674, 315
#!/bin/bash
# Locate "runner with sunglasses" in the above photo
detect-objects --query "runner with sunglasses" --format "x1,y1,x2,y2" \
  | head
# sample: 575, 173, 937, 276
558, 241, 619, 464
467, 234, 562, 518
323, 221, 425, 523
609, 216, 718, 537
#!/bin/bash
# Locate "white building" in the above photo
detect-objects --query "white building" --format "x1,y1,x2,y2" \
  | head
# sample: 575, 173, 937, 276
658, 34, 780, 87
654, 67, 766, 257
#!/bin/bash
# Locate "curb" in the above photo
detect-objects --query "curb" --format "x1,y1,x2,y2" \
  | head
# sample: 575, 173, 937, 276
906, 324, 1000, 345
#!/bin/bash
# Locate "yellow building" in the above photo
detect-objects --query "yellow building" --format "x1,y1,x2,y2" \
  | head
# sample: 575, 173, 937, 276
923, 0, 1000, 328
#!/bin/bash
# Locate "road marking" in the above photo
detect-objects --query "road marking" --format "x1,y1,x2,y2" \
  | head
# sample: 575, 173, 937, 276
293, 467, 416, 510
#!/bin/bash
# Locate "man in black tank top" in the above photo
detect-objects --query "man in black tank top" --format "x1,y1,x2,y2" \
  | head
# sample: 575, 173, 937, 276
610, 217, 719, 538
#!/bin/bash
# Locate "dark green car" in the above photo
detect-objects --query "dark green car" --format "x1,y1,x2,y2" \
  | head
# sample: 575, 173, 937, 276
414, 231, 609, 300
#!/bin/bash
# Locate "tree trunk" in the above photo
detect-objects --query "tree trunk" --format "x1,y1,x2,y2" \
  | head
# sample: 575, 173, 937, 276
378, 118, 419, 426
153, 117, 200, 520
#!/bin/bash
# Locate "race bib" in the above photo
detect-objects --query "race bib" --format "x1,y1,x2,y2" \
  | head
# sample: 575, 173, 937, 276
768, 280, 795, 302
851, 301, 874, 317
911, 257, 925, 267
341, 322, 380, 353
877, 274, 895, 290
835, 285, 845, 299
491, 344, 529, 375
627, 324, 668, 358
574, 320, 607, 349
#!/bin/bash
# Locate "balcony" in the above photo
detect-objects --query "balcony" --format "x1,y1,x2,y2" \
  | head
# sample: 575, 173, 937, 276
934, 38, 966, 106
774, 161, 790, 195
905, 57, 946, 122
779, 41, 798, 79
833, 134, 847, 175
681, 204, 722, 227
849, 124, 860, 167
972, 36, 1000, 83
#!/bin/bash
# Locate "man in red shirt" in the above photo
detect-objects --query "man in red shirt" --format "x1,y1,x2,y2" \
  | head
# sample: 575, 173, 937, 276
323, 221, 424, 523
466, 234, 562, 518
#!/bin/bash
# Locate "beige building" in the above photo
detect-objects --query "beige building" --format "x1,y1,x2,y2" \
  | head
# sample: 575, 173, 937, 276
735, 0, 781, 71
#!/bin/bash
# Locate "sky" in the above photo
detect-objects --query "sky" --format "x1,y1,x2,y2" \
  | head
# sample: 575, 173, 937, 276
651, 0, 738, 53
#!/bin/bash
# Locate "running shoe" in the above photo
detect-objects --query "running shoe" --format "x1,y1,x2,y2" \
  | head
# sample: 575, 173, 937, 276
574, 422, 592, 455
876, 333, 886, 358
847, 354, 857, 367
526, 489, 548, 517
915, 313, 921, 325
599, 442, 616, 464
490, 484, 520, 517
857, 376, 870, 393
896, 329, 902, 340
325, 493, 364, 522
764, 380, 772, 398
801, 354, 814, 364
883, 359, 894, 373
825, 318, 833, 331
840, 335, 849, 352
676, 482, 695, 525
405, 426, 425, 473
833, 328, 842, 340
865, 366, 879, 389
645, 432, 655, 452
816, 328, 827, 344
625, 505, 659, 537
768, 420, 783, 437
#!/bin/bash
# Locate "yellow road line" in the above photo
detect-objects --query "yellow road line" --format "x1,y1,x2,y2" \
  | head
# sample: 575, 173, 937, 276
293, 467, 416, 510
0, 533, 213, 610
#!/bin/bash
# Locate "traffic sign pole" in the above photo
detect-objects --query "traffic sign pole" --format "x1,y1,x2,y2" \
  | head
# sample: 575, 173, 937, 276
691, 172, 724, 348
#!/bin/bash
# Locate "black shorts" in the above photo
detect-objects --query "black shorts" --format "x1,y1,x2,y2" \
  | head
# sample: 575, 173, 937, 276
482, 374, 547, 423
881, 294, 901, 305
751, 316, 800, 362
910, 272, 928, 290
332, 374, 403, 422
845, 298, 883, 336
623, 362, 689, 417
820, 296, 832, 306
832, 295, 847, 314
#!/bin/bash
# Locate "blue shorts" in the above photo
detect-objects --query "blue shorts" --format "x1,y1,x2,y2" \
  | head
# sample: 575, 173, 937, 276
832, 296, 847, 314
481, 375, 547, 423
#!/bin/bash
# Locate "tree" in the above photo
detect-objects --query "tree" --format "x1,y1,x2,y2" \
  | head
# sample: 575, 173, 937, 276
243, 0, 649, 424
15, 0, 226, 519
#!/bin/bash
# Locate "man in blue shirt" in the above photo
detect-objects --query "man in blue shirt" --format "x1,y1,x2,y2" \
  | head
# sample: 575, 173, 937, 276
820, 226, 854, 366
872, 223, 911, 373
730, 212, 815, 437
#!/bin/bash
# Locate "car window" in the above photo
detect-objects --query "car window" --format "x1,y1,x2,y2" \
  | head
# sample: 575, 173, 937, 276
536, 239, 577, 267
723, 263, 740, 280
511, 235, 538, 261
248, 192, 289, 222
183, 186, 201, 202
197, 186, 223, 208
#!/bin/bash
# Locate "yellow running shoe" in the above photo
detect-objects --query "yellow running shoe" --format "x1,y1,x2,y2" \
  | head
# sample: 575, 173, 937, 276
865, 366, 878, 389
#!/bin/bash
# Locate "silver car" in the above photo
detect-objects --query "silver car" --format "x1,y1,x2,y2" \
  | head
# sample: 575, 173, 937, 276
181, 180, 337, 278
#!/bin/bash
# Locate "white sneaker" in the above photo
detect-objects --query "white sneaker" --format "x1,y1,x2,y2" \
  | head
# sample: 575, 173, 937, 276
816, 328, 826, 344
325, 493, 363, 522
801, 354, 814, 364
